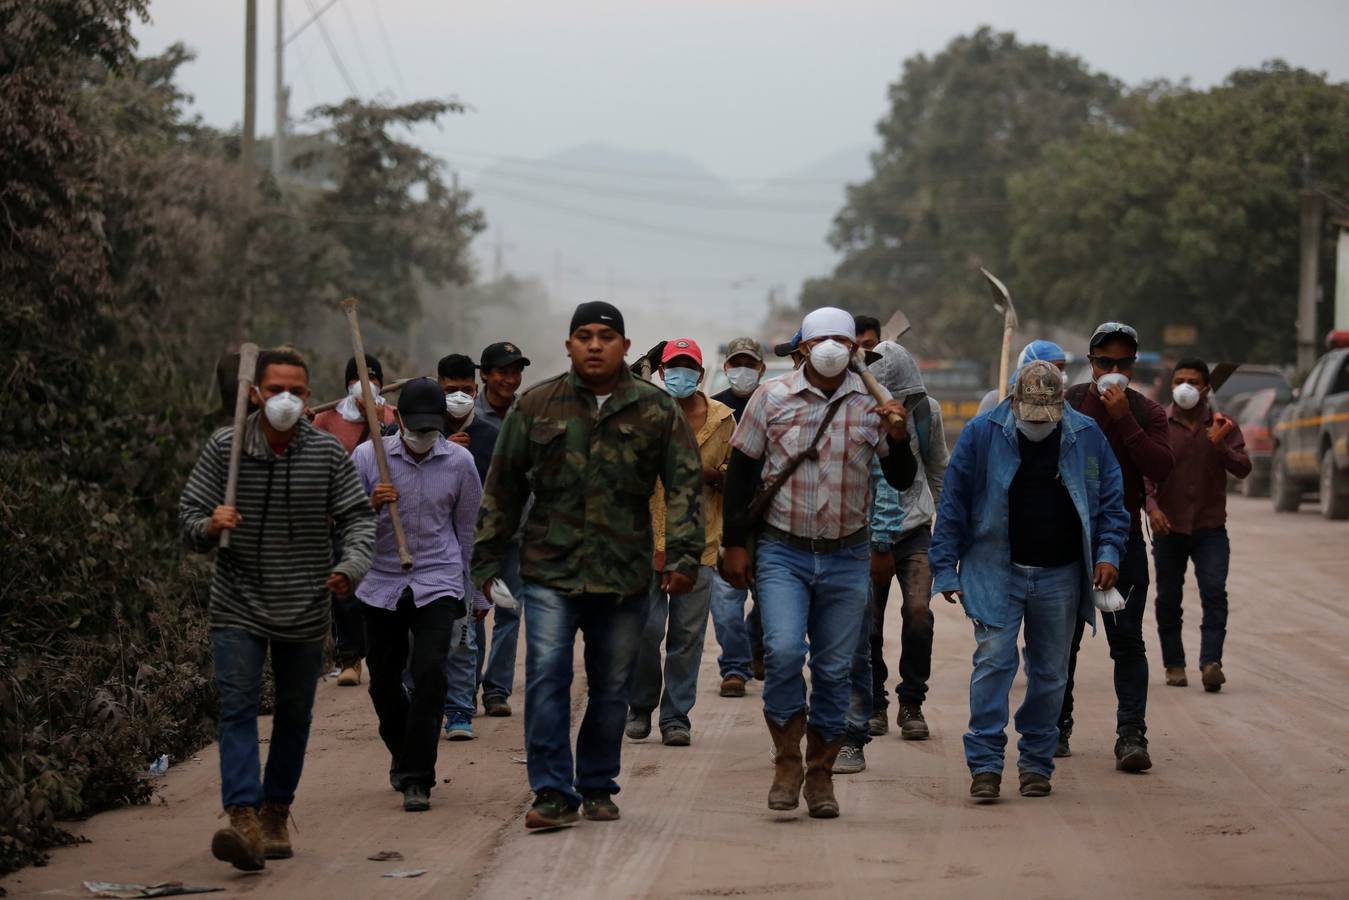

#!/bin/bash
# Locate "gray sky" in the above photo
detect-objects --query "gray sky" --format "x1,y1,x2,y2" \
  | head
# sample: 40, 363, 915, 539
136, 0, 1349, 179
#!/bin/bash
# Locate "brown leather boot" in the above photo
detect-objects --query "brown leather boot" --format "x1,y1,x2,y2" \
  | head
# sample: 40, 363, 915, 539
259, 801, 293, 859
803, 727, 845, 819
764, 711, 806, 811
211, 805, 265, 871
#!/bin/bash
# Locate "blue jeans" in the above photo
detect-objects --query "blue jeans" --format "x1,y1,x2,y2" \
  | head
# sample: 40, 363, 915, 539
755, 536, 870, 741
709, 570, 753, 680
965, 562, 1080, 778
845, 585, 877, 745
631, 567, 713, 730
480, 540, 524, 701
1153, 527, 1231, 667
210, 627, 325, 809
443, 607, 479, 718
522, 582, 646, 805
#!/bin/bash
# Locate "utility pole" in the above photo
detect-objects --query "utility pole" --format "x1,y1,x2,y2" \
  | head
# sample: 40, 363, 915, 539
272, 0, 287, 176
242, 0, 258, 191
1298, 190, 1325, 372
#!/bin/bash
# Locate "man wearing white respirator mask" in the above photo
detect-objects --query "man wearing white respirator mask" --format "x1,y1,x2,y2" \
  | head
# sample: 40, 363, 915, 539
179, 347, 376, 870
436, 353, 500, 484
721, 306, 917, 819
312, 354, 397, 456
930, 360, 1129, 802
1145, 358, 1250, 694
1056, 322, 1173, 772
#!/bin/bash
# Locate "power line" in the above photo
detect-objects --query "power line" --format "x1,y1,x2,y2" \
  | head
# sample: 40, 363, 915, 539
304, 0, 359, 97
368, 0, 408, 97
287, 10, 320, 108
338, 0, 380, 96
285, 0, 339, 45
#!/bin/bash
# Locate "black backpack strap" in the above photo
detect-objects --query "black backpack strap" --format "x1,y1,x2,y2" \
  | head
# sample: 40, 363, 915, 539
747, 397, 844, 523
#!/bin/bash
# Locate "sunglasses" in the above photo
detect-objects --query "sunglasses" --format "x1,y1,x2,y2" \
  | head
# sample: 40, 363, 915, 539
1089, 355, 1137, 372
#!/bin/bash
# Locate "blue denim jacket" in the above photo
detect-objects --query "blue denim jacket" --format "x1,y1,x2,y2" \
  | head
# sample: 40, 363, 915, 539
929, 400, 1130, 631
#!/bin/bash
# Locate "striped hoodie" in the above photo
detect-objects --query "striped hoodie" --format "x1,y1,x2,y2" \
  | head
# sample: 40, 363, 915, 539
179, 413, 377, 641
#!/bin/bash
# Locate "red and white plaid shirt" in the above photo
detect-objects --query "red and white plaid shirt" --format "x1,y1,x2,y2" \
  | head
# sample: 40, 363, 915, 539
731, 367, 887, 539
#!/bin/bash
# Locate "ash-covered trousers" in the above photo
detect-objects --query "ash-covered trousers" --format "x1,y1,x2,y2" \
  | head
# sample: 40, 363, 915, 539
755, 536, 870, 741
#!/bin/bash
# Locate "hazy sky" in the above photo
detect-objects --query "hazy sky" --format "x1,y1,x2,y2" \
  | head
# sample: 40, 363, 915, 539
137, 0, 1349, 180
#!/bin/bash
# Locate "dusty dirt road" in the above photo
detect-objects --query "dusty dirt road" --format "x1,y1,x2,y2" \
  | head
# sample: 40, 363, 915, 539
6, 497, 1349, 899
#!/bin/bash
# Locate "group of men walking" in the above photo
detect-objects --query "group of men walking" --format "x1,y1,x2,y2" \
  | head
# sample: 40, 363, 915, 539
180, 302, 1248, 869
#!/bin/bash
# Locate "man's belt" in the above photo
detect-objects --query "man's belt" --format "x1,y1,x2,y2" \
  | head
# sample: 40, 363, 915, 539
761, 524, 869, 555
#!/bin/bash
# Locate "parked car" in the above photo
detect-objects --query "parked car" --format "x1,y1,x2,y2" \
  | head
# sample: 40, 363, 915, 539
1271, 348, 1349, 519
1230, 387, 1284, 497
1213, 365, 1293, 411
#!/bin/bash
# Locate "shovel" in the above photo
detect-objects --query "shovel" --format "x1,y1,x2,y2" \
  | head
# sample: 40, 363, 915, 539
980, 267, 1018, 401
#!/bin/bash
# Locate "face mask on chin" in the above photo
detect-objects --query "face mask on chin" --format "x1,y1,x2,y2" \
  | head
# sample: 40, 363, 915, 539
401, 429, 438, 455
725, 367, 761, 396
808, 339, 852, 378
263, 391, 305, 431
1172, 383, 1202, 410
1016, 419, 1058, 442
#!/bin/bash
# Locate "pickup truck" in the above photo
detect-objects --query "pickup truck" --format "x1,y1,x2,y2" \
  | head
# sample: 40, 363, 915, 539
1271, 347, 1349, 519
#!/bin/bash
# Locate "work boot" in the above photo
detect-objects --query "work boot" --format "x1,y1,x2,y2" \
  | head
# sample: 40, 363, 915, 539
720, 674, 747, 697
1201, 662, 1226, 693
969, 772, 1001, 802
897, 703, 929, 741
764, 711, 807, 811
1165, 666, 1188, 687
1055, 722, 1072, 759
403, 784, 430, 812
483, 695, 513, 717
211, 805, 266, 871
751, 651, 766, 681
867, 708, 889, 737
802, 727, 845, 819
625, 708, 652, 741
258, 802, 292, 859
833, 741, 866, 775
1114, 725, 1153, 773
336, 659, 362, 687
662, 726, 692, 747
1018, 770, 1052, 798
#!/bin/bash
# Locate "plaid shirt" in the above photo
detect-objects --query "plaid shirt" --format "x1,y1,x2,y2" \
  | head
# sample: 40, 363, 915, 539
731, 367, 887, 539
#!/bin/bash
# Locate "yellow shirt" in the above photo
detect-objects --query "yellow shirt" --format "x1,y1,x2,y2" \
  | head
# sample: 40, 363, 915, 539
652, 395, 735, 566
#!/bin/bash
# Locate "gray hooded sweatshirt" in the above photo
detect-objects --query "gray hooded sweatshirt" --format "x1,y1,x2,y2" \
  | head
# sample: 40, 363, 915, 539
869, 341, 950, 535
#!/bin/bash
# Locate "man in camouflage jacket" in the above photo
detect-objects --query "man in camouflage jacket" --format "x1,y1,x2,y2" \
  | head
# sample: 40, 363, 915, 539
473, 300, 704, 830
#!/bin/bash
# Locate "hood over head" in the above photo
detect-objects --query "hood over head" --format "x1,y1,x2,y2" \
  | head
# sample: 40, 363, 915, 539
868, 340, 925, 398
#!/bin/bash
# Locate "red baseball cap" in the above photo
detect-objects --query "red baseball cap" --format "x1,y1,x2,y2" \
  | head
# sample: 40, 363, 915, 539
660, 338, 703, 367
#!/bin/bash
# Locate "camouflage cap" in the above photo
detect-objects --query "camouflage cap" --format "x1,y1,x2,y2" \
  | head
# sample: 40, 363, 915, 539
1013, 360, 1065, 423
725, 336, 764, 363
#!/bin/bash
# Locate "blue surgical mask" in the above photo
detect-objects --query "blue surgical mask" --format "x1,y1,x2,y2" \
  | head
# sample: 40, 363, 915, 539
662, 368, 700, 399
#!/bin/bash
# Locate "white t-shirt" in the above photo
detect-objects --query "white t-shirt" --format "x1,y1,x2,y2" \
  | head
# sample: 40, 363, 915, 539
594, 393, 611, 410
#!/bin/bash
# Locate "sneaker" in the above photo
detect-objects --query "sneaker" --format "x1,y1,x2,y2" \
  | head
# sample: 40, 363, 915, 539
1114, 725, 1153, 773
751, 651, 766, 681
867, 709, 889, 737
969, 772, 1001, 802
336, 660, 362, 686
1018, 770, 1052, 798
1201, 662, 1226, 693
1165, 666, 1188, 687
833, 742, 866, 775
625, 709, 652, 741
444, 712, 475, 741
720, 675, 747, 697
661, 726, 692, 747
581, 791, 621, 821
525, 789, 580, 830
897, 703, 929, 741
403, 784, 430, 812
1055, 724, 1072, 759
483, 695, 513, 717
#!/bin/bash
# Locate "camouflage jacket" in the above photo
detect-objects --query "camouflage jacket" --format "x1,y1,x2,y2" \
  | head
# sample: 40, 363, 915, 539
472, 367, 703, 597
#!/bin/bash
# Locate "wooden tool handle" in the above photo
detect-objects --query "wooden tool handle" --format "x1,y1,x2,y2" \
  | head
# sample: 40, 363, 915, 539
851, 350, 907, 429
309, 377, 414, 414
220, 342, 259, 550
342, 298, 413, 570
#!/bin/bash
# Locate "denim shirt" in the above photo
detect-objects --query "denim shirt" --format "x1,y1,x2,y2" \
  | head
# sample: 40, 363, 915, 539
929, 400, 1130, 631
869, 455, 906, 547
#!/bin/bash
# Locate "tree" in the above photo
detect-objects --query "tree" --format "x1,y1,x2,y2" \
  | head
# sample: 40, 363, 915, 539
809, 27, 1129, 360
1010, 62, 1349, 364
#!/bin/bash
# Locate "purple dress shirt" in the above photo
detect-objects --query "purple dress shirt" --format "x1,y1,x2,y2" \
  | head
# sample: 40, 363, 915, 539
352, 434, 483, 609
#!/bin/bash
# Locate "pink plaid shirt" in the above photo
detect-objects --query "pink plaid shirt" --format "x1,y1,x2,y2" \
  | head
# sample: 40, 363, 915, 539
730, 367, 887, 539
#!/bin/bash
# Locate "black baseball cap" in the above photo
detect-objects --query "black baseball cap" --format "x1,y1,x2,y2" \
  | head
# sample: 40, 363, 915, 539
480, 341, 531, 371
773, 328, 803, 358
397, 377, 448, 432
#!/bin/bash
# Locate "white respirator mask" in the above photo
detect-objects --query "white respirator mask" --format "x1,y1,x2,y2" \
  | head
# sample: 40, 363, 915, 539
401, 429, 439, 455
1015, 420, 1057, 442
1172, 383, 1201, 410
808, 340, 852, 378
263, 391, 305, 432
445, 391, 476, 419
725, 367, 761, 396
1096, 372, 1129, 394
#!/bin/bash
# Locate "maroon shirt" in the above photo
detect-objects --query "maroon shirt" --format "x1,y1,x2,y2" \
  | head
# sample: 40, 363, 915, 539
1069, 386, 1174, 535
1145, 403, 1251, 533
